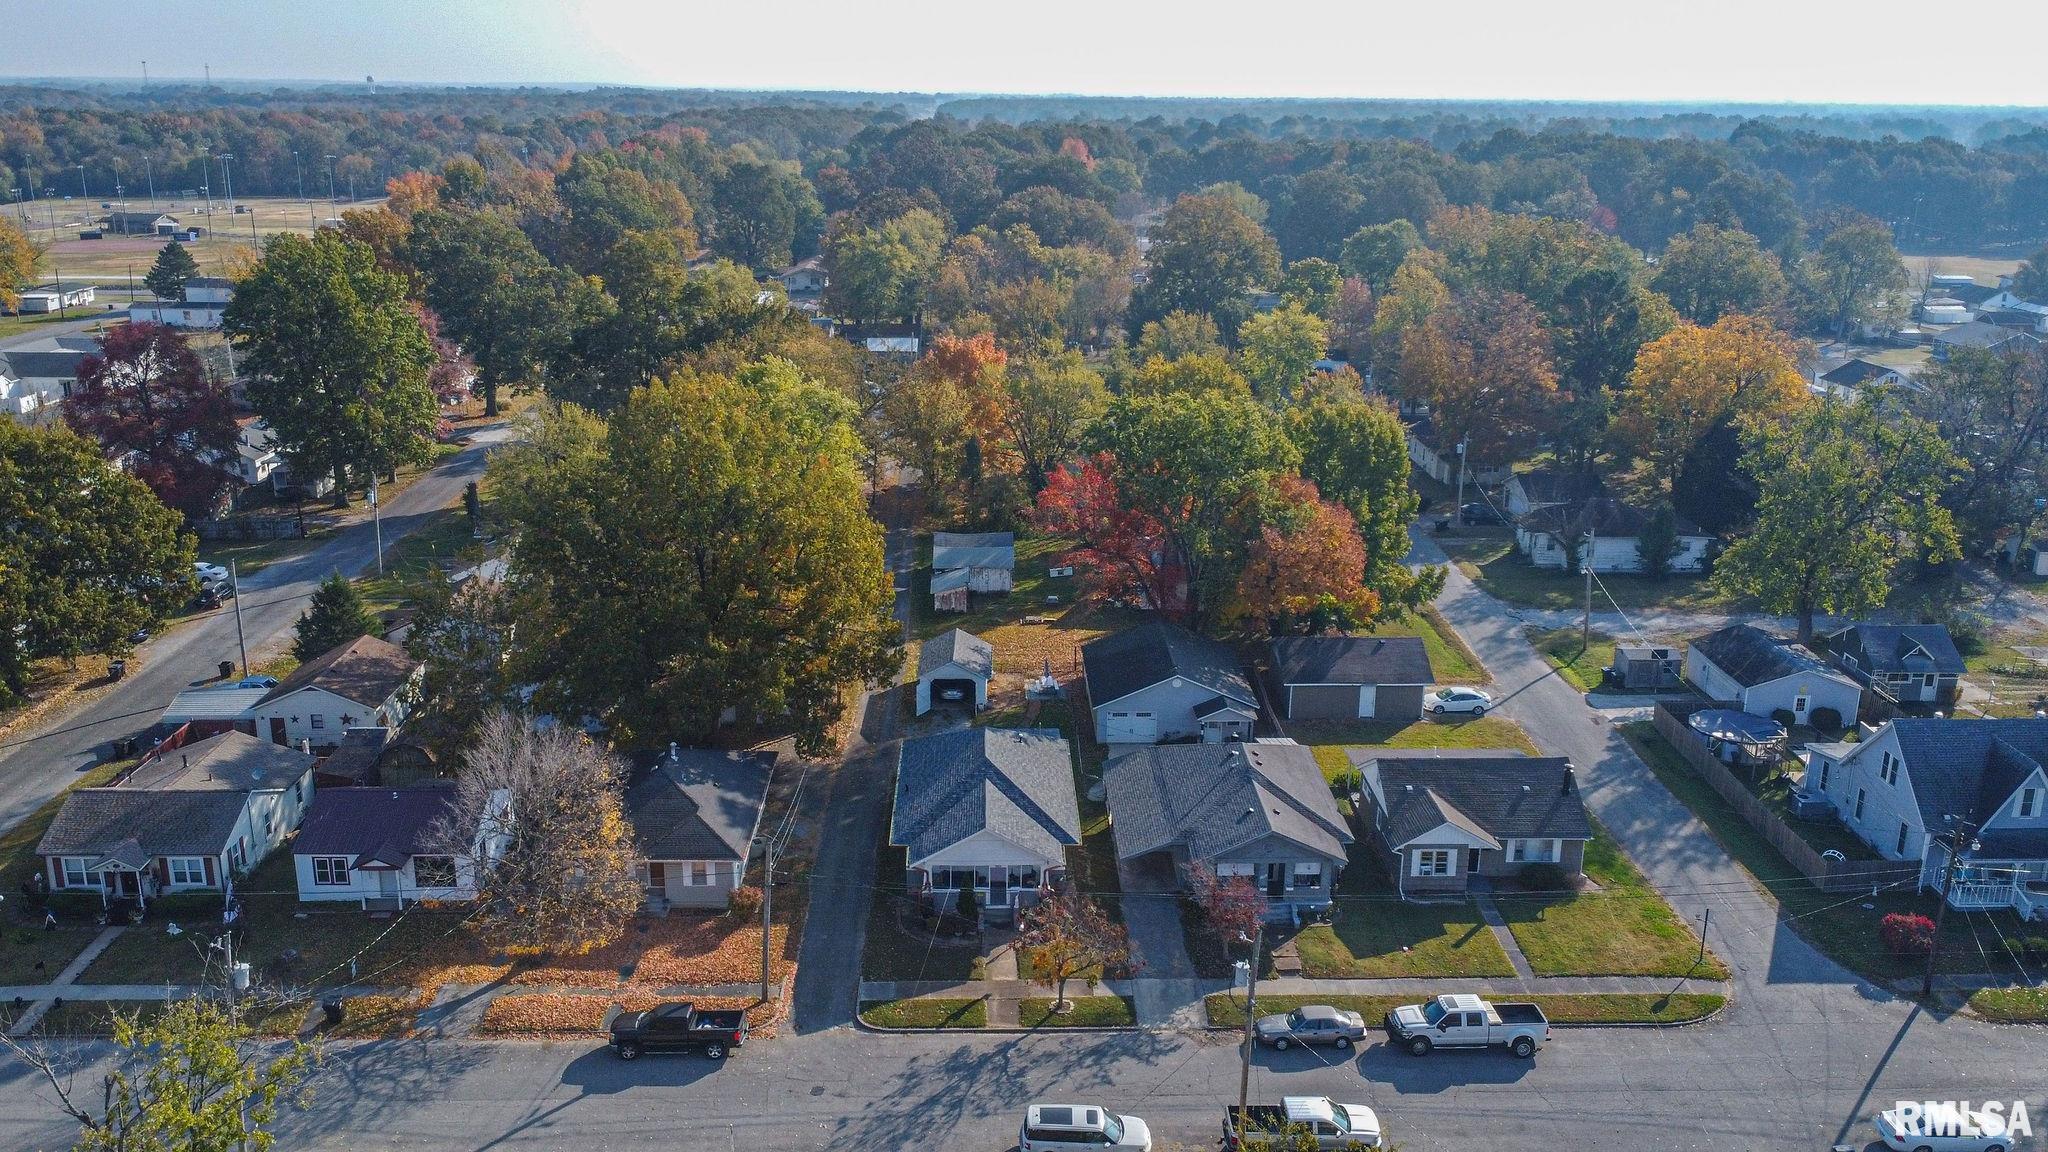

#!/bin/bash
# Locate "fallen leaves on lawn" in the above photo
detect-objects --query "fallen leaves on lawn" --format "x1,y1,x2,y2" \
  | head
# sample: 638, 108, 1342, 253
479, 993, 778, 1037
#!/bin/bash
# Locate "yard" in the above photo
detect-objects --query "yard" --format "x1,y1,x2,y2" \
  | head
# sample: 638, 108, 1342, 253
1203, 991, 1725, 1028
1436, 528, 1743, 613
1622, 721, 2038, 985
1303, 717, 1541, 788
0, 754, 135, 983
1527, 627, 1615, 693
1285, 867, 1516, 979
858, 997, 987, 1028
1494, 827, 1728, 979
1018, 995, 1135, 1027
861, 838, 983, 983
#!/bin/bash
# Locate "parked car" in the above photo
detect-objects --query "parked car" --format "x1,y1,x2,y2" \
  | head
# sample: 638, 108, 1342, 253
1225, 1097, 1382, 1150
1020, 1103, 1152, 1151
1384, 993, 1548, 1057
236, 675, 279, 689
195, 562, 229, 584
604, 1001, 746, 1060
1876, 1104, 2017, 1152
1458, 502, 1508, 526
1254, 1004, 1367, 1050
1423, 687, 1492, 716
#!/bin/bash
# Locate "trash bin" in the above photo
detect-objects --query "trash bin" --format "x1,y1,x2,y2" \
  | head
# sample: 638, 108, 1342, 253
219, 660, 235, 680
323, 999, 345, 1026
107, 660, 125, 681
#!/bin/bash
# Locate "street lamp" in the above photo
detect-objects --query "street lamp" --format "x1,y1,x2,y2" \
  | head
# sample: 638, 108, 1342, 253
294, 149, 314, 228
141, 154, 155, 210
1921, 814, 1983, 999
75, 164, 87, 203
217, 153, 235, 213
323, 154, 337, 206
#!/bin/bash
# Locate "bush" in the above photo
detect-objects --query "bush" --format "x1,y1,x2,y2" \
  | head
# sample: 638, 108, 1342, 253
955, 883, 979, 925
1516, 863, 1572, 892
1770, 709, 1797, 728
724, 885, 762, 922
1880, 912, 1936, 958
1808, 706, 1843, 731
2024, 936, 2048, 963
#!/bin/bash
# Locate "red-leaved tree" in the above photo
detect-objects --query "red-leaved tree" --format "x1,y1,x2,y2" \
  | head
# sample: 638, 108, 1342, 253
1189, 863, 1268, 952
66, 322, 235, 518
415, 304, 477, 406
1233, 475, 1381, 633
1031, 453, 1178, 612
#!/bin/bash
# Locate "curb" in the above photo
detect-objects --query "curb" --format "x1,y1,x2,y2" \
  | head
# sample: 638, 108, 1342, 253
854, 1018, 1142, 1036
1197, 995, 1731, 1033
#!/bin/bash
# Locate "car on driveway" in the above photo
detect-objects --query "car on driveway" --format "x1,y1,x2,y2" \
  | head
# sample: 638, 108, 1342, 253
1459, 502, 1508, 526
1876, 1104, 2017, 1152
1424, 687, 1492, 716
195, 562, 229, 584
1254, 1004, 1367, 1050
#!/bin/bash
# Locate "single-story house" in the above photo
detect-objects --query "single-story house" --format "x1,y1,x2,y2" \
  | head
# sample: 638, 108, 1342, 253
1352, 750, 1592, 897
1503, 468, 1608, 519
1821, 623, 1965, 709
37, 730, 316, 907
292, 783, 505, 908
916, 628, 993, 715
1804, 717, 2048, 918
158, 684, 271, 738
623, 744, 776, 912
891, 728, 1080, 922
1812, 358, 1908, 399
1933, 320, 2040, 362
1682, 624, 1862, 726
246, 635, 422, 752
1081, 619, 1258, 744
1269, 636, 1434, 722
932, 532, 1015, 592
1404, 416, 1511, 488
1974, 291, 2048, 332
13, 285, 96, 314
865, 336, 920, 357
0, 336, 98, 419
1514, 497, 1712, 574
775, 255, 827, 295
106, 211, 179, 236
129, 301, 226, 329
1103, 741, 1352, 919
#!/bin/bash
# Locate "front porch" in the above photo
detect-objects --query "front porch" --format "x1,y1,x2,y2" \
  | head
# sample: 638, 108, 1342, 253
1940, 858, 2048, 920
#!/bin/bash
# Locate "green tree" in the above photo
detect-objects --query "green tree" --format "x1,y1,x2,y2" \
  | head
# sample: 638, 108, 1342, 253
1652, 222, 1790, 325
1135, 310, 1222, 362
1716, 399, 1961, 643
224, 231, 439, 501
549, 154, 698, 272
403, 567, 521, 757
824, 208, 948, 322
142, 239, 201, 302
292, 570, 377, 661
1635, 501, 1681, 579
1001, 350, 1108, 492
1278, 257, 1344, 316
0, 420, 195, 702
2011, 245, 2048, 301
1551, 267, 1677, 469
1339, 220, 1422, 293
1907, 345, 2048, 552
1131, 190, 1280, 337
710, 160, 820, 271
492, 370, 896, 754
408, 205, 566, 415
1798, 213, 1908, 337
0, 216, 41, 312
1130, 352, 1250, 398
1284, 384, 1442, 617
1237, 303, 1327, 401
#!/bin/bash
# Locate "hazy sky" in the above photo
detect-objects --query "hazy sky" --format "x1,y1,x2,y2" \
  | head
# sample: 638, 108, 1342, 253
3, 0, 2046, 106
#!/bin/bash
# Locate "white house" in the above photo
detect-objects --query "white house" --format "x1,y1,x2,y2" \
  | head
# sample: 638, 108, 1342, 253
1514, 498, 1712, 574
292, 784, 507, 908
891, 728, 1080, 922
246, 635, 423, 753
1812, 358, 1909, 399
1405, 416, 1511, 488
1503, 468, 1607, 519
1682, 624, 1862, 726
775, 255, 827, 295
1081, 619, 1257, 744
14, 285, 95, 314
1804, 718, 2048, 920
931, 532, 1015, 593
916, 627, 994, 715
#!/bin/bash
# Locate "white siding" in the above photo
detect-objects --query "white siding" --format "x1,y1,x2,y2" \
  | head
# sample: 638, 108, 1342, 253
915, 829, 1061, 873
1818, 728, 1927, 859
247, 684, 414, 751
1738, 672, 1861, 724
293, 853, 481, 903
1520, 530, 1709, 573
1093, 677, 1248, 744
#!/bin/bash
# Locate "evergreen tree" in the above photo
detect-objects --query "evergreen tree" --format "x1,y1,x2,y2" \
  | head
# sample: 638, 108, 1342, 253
1635, 501, 1681, 580
142, 240, 200, 302
292, 570, 377, 661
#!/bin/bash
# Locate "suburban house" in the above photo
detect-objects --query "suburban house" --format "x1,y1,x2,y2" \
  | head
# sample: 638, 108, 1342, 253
1352, 750, 1592, 897
1404, 416, 1511, 488
1268, 636, 1435, 722
37, 731, 317, 908
245, 635, 423, 753
1812, 358, 1908, 399
1803, 718, 2048, 920
130, 276, 233, 329
106, 210, 180, 236
1102, 741, 1352, 920
775, 255, 828, 295
1821, 623, 1966, 709
929, 531, 1015, 613
1514, 497, 1712, 574
890, 728, 1080, 922
1975, 290, 2048, 332
916, 627, 993, 716
623, 745, 776, 913
292, 783, 506, 908
1683, 624, 1862, 726
1933, 320, 2040, 362
1503, 467, 1608, 519
1081, 619, 1257, 744
0, 336, 98, 421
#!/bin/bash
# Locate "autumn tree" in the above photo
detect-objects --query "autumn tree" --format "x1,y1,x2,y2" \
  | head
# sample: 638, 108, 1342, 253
548, 154, 698, 273
1798, 212, 1908, 337
404, 570, 522, 757
1614, 314, 1812, 488
880, 333, 1007, 507
1651, 222, 1790, 325
1323, 277, 1377, 363
1716, 399, 1961, 643
1233, 476, 1380, 632
1551, 266, 1677, 469
1001, 350, 1107, 492
143, 239, 201, 301
1909, 345, 2048, 550
1367, 253, 1449, 378
65, 322, 236, 518
1188, 863, 1268, 953
292, 571, 377, 661
430, 713, 644, 953
1031, 454, 1173, 611
1395, 289, 1559, 467
1130, 352, 1250, 398
1284, 386, 1441, 617
1237, 303, 1327, 402
383, 169, 445, 218
2011, 245, 2048, 302
1020, 891, 1134, 1011
0, 216, 40, 311
408, 205, 566, 415
1130, 190, 1280, 337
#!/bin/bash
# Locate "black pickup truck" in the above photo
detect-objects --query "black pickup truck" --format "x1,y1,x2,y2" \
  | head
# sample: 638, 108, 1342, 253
605, 1001, 747, 1060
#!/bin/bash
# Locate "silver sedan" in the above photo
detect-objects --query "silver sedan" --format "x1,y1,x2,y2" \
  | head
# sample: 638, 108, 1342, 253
1254, 1005, 1368, 1050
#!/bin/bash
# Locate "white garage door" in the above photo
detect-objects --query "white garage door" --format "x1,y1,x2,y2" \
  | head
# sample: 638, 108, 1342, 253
1103, 711, 1157, 742
1357, 685, 1377, 718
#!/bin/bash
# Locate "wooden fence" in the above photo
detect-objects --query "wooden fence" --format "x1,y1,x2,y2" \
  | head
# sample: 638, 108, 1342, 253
1650, 701, 1907, 894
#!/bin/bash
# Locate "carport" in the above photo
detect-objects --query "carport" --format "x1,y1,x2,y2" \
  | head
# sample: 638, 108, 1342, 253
915, 628, 994, 716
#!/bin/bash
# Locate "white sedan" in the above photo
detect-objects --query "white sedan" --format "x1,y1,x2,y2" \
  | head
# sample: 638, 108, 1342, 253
195, 562, 230, 584
1877, 1104, 2018, 1151
1424, 687, 1493, 716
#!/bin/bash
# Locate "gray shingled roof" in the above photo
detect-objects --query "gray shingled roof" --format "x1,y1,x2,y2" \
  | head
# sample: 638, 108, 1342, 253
37, 790, 251, 859
1359, 754, 1591, 849
931, 532, 1015, 572
1823, 624, 1966, 677
1271, 636, 1434, 687
260, 635, 420, 711
918, 628, 994, 680
1102, 742, 1352, 865
1082, 619, 1253, 709
1517, 497, 1704, 539
624, 748, 776, 863
1511, 468, 1608, 506
1689, 624, 1840, 688
1819, 359, 1897, 387
1936, 320, 2038, 351
292, 785, 458, 869
1884, 718, 2048, 834
122, 731, 315, 792
891, 728, 1080, 866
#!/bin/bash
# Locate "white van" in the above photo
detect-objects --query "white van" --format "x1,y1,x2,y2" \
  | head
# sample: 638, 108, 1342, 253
1020, 1103, 1153, 1151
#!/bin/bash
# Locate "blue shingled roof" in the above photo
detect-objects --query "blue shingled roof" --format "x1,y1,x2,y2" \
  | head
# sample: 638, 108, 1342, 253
891, 728, 1080, 867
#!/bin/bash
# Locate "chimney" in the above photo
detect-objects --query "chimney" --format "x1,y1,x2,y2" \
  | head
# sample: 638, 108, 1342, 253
300, 738, 311, 755
1563, 764, 1576, 795
668, 741, 680, 764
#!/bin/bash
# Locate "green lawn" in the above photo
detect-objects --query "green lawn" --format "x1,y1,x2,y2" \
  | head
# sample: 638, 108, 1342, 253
1361, 605, 1485, 685
908, 533, 1073, 642
356, 501, 496, 613
1527, 627, 1615, 692
1203, 992, 1725, 1028
858, 997, 987, 1029
1967, 986, 2048, 1023
1288, 868, 1516, 979
1018, 995, 1135, 1027
1495, 825, 1728, 979
1438, 530, 1742, 613
0, 756, 134, 984
1621, 721, 2035, 985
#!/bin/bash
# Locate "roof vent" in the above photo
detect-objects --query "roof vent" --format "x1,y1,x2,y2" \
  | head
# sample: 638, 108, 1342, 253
1522, 784, 1531, 792
1563, 764, 1576, 795
1404, 783, 1413, 791
1244, 806, 1256, 816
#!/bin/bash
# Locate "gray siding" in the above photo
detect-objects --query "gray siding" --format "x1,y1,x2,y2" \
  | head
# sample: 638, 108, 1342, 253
1094, 679, 1235, 743
1376, 684, 1426, 720
1471, 839, 1587, 881
1287, 684, 1359, 721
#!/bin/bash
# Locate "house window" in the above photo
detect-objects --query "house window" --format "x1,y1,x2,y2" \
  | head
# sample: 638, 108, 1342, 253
1793, 695, 1809, 714
1016, 866, 1041, 889
2020, 788, 2040, 818
312, 857, 350, 886
1413, 849, 1453, 877
1880, 753, 1899, 786
1216, 862, 1255, 879
168, 857, 207, 886
1819, 760, 1831, 792
310, 714, 324, 730
263, 807, 275, 837
292, 780, 303, 805
1293, 862, 1323, 890
1854, 789, 1866, 820
413, 856, 457, 888
1511, 839, 1558, 863
692, 862, 710, 885
60, 858, 92, 888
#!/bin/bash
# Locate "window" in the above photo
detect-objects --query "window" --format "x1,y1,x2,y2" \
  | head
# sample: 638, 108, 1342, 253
1897, 824, 1910, 855
312, 857, 350, 886
1819, 760, 1832, 792
292, 780, 303, 805
1216, 862, 1255, 878
168, 857, 207, 886
413, 856, 456, 888
1414, 849, 1453, 877
309, 714, 325, 730
1880, 753, 1899, 786
691, 861, 710, 885
60, 858, 91, 888
263, 807, 275, 837
1793, 695, 1809, 714
1293, 862, 1323, 890
2021, 788, 2041, 819
1854, 789, 1866, 820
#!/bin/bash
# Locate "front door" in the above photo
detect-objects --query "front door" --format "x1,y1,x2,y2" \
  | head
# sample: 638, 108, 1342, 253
987, 867, 1009, 908
268, 717, 287, 746
377, 870, 399, 898
1264, 863, 1286, 898
646, 862, 666, 901
114, 870, 139, 897
1467, 848, 1483, 874
1357, 684, 1377, 718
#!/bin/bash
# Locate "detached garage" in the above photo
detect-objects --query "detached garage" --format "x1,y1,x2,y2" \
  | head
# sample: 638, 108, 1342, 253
916, 628, 994, 716
1270, 636, 1436, 722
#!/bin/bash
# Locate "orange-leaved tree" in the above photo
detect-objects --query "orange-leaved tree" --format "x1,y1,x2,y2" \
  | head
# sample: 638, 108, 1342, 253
1232, 475, 1380, 633
1613, 313, 1812, 489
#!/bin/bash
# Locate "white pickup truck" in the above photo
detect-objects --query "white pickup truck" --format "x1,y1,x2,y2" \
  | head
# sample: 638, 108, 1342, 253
1225, 1096, 1382, 1150
1383, 993, 1550, 1058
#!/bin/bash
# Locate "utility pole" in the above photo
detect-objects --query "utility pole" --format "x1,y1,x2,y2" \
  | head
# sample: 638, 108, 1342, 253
755, 762, 807, 1002
369, 476, 383, 576
1453, 435, 1470, 520
230, 561, 250, 678
1697, 907, 1709, 968
324, 155, 337, 207
1234, 919, 1265, 1139
142, 154, 155, 210
295, 151, 314, 228
201, 146, 212, 216
1581, 530, 1595, 653
219, 153, 235, 214
1921, 816, 1979, 999
75, 164, 87, 203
